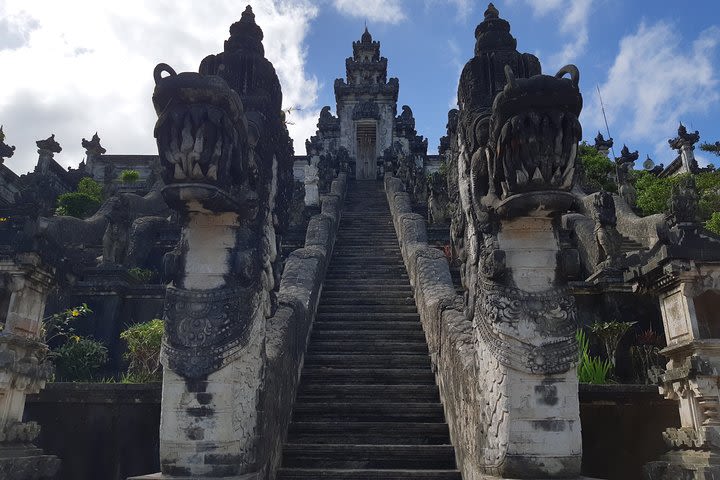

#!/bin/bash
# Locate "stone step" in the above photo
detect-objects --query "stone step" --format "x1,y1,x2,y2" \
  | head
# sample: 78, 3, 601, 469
287, 422, 451, 445
303, 354, 430, 368
317, 305, 417, 314
280, 444, 457, 469
325, 261, 404, 267
320, 292, 414, 300
313, 321, 422, 331
296, 384, 440, 402
315, 312, 420, 321
276, 468, 461, 480
321, 285, 412, 291
300, 368, 435, 385
323, 274, 410, 281
308, 341, 429, 355
319, 296, 415, 305
310, 332, 426, 345
292, 403, 446, 422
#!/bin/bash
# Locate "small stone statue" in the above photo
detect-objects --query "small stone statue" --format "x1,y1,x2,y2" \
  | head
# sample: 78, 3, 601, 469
616, 145, 639, 208
592, 191, 624, 271
668, 175, 699, 225
428, 171, 449, 224
100, 197, 132, 266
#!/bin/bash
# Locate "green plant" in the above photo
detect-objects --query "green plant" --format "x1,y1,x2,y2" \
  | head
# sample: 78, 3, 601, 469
56, 177, 103, 218
589, 321, 636, 373
577, 329, 612, 384
630, 329, 665, 384
120, 319, 163, 383
53, 336, 108, 382
127, 267, 156, 283
119, 169, 140, 184
578, 143, 616, 193
41, 303, 93, 344
706, 212, 720, 235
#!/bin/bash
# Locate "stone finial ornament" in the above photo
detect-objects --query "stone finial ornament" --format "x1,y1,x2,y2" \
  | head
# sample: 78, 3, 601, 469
0, 126, 16, 162
669, 122, 700, 151
81, 132, 106, 156
594, 131, 614, 152
35, 134, 61, 154
361, 26, 372, 43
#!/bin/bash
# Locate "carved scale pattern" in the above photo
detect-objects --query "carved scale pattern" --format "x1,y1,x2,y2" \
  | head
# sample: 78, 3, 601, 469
474, 280, 577, 375
161, 285, 260, 378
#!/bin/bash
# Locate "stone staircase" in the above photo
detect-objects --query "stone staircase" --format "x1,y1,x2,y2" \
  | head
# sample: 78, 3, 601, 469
277, 181, 461, 479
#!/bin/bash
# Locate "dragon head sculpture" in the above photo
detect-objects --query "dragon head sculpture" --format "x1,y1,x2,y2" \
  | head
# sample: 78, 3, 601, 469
152, 63, 260, 218
472, 65, 582, 216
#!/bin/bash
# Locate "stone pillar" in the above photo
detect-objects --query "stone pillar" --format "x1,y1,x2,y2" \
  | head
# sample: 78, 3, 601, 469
644, 262, 720, 479
471, 213, 581, 477
0, 253, 59, 479
680, 144, 696, 174
668, 123, 700, 175
135, 7, 289, 472
453, 6, 584, 475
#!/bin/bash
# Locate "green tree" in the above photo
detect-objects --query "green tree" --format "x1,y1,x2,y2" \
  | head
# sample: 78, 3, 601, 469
700, 141, 720, 156
56, 177, 103, 218
634, 172, 676, 216
634, 170, 720, 228
578, 142, 616, 192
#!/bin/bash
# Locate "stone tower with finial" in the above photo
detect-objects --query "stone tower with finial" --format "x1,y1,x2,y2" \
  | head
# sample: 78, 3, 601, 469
306, 26, 427, 183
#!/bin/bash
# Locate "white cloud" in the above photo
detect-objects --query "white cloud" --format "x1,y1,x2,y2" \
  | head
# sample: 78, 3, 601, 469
696, 153, 713, 169
0, 0, 321, 174
510, 0, 592, 69
332, 0, 406, 24
549, 0, 591, 68
424, 0, 473, 20
582, 22, 720, 159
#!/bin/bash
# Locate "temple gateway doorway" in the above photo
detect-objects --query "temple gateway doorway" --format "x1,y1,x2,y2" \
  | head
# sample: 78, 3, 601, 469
355, 121, 377, 180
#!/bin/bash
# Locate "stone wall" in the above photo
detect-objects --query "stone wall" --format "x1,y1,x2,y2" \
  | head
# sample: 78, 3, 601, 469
24, 383, 161, 480
24, 381, 678, 480
385, 174, 481, 478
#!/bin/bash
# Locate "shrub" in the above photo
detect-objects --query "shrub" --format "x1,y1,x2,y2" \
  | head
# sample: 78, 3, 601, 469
120, 319, 163, 383
706, 212, 720, 235
53, 336, 108, 382
56, 177, 103, 218
119, 169, 140, 184
127, 267, 156, 283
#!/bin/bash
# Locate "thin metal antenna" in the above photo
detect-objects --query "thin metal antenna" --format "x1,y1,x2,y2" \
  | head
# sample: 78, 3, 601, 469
596, 85, 617, 160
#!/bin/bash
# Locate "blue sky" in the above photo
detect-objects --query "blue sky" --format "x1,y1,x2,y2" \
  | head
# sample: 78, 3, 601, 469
1, 0, 719, 174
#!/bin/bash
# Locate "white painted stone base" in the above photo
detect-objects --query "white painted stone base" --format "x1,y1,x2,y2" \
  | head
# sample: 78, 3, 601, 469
158, 317, 265, 477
